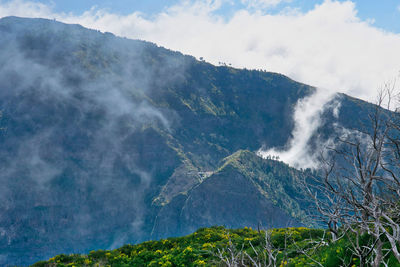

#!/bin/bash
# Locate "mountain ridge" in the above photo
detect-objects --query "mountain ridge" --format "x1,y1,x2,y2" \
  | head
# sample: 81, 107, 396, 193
0, 16, 377, 265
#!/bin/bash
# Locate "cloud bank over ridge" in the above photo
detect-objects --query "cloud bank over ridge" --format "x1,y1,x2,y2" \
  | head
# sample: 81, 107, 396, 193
1, 0, 400, 169
1, 0, 399, 102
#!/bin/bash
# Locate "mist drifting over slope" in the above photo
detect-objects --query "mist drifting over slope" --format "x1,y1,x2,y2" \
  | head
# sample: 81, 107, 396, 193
258, 88, 339, 168
0, 16, 318, 265
0, 17, 189, 264
0, 15, 388, 265
1, 0, 400, 102
1, 1, 400, 169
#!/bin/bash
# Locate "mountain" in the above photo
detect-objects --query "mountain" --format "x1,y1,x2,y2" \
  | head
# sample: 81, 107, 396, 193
0, 16, 374, 265
151, 150, 309, 240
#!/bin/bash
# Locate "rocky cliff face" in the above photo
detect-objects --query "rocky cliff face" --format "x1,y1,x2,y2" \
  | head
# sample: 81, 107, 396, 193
0, 17, 374, 265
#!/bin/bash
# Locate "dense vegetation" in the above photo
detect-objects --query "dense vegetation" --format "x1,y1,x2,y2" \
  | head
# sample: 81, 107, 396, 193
32, 226, 400, 266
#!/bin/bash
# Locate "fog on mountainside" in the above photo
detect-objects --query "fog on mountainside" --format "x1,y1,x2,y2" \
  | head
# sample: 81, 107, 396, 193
0, 17, 378, 265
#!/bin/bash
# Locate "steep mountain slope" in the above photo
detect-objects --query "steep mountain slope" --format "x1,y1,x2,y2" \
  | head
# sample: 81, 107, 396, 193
0, 17, 375, 265
151, 150, 308, 240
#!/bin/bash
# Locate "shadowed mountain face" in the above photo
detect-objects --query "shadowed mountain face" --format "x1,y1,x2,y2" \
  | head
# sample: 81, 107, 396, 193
151, 150, 309, 240
0, 17, 373, 265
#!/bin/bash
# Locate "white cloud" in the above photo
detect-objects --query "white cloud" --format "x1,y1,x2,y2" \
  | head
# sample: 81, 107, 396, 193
0, 0, 56, 18
2, 0, 400, 168
1, 0, 399, 102
258, 88, 336, 169
241, 0, 292, 9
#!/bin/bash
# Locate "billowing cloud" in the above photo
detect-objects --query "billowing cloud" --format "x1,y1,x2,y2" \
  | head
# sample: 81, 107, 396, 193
1, 0, 399, 102
1, 0, 400, 169
258, 88, 337, 169
0, 0, 56, 18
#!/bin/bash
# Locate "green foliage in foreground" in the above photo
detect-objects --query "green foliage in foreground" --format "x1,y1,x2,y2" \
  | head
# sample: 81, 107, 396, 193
33, 226, 400, 267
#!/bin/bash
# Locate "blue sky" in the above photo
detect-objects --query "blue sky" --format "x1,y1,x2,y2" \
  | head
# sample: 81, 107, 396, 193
14, 0, 400, 33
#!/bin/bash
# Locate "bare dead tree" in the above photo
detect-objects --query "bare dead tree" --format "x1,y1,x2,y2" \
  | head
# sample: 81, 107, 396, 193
300, 166, 350, 242
213, 229, 298, 267
244, 230, 281, 267
289, 230, 329, 267
215, 84, 400, 267
306, 83, 400, 266
213, 233, 246, 267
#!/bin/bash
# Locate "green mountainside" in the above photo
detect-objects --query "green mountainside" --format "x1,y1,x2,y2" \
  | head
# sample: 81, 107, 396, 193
0, 17, 375, 265
152, 150, 312, 241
